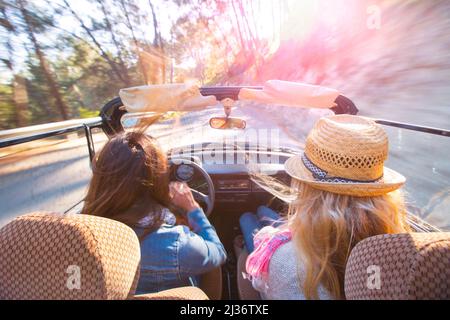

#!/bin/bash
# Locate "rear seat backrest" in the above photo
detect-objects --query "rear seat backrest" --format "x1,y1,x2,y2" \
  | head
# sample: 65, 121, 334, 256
344, 232, 450, 300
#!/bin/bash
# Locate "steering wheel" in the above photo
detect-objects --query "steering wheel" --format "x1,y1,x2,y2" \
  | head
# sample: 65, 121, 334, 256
169, 159, 215, 217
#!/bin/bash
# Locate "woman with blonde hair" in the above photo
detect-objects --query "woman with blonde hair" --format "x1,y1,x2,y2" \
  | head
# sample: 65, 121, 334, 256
240, 115, 411, 300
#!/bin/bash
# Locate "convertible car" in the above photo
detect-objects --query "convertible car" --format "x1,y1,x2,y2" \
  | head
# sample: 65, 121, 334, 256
0, 81, 448, 300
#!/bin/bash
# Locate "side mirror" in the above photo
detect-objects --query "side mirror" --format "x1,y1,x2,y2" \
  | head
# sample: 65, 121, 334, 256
209, 117, 246, 129
121, 112, 161, 129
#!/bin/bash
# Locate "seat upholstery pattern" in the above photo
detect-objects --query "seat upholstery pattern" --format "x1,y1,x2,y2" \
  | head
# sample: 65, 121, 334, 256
133, 286, 209, 300
0, 212, 141, 300
345, 232, 450, 300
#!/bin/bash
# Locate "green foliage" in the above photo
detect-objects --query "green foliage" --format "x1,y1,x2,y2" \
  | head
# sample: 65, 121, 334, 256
0, 84, 15, 130
1, 0, 245, 128
54, 39, 121, 110
1, 0, 447, 130
25, 56, 60, 124
78, 107, 99, 118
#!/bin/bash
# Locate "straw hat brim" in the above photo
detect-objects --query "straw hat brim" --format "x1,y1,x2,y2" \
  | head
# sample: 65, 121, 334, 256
284, 155, 406, 197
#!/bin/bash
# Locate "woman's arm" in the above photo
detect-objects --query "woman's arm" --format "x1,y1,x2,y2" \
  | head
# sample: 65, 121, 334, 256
177, 207, 227, 276
169, 182, 227, 275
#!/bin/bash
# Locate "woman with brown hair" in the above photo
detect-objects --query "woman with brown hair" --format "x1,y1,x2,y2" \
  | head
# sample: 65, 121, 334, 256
81, 131, 226, 294
241, 115, 412, 299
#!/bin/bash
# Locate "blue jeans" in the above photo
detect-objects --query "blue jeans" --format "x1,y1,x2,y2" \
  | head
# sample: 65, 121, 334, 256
239, 206, 282, 253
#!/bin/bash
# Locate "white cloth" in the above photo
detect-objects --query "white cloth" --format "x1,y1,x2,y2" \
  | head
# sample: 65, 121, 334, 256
119, 81, 339, 113
239, 80, 339, 109
119, 83, 217, 113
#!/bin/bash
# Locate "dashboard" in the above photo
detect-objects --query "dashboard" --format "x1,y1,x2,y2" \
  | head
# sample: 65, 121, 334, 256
170, 147, 294, 207
169, 146, 294, 252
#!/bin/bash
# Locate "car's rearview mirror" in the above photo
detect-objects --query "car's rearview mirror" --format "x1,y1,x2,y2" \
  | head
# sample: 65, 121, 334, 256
209, 117, 246, 129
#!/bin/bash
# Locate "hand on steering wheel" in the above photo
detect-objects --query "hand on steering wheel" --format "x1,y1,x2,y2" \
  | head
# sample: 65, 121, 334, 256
169, 159, 215, 216
169, 182, 200, 214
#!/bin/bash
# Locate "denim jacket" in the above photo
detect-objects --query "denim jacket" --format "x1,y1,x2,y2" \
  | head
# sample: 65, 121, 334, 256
134, 207, 227, 294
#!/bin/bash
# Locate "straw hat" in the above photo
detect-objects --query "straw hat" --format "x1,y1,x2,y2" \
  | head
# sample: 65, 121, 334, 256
284, 115, 405, 197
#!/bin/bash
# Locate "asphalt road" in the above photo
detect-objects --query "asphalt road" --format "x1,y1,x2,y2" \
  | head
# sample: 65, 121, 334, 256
0, 103, 448, 230
0, 133, 104, 227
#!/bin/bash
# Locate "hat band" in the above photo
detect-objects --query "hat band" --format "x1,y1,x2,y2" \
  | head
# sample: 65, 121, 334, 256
301, 153, 383, 183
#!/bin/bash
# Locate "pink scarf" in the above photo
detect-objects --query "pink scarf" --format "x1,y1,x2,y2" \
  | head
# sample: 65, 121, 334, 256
245, 226, 292, 281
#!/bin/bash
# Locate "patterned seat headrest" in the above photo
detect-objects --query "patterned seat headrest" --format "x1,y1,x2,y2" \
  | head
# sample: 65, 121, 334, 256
0, 212, 141, 300
344, 232, 450, 300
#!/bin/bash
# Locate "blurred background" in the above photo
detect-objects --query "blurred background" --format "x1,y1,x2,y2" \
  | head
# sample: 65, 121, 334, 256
1, 0, 449, 128
0, 0, 449, 229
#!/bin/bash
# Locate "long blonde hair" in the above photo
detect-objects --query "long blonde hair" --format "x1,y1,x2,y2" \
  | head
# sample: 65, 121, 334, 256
286, 179, 411, 299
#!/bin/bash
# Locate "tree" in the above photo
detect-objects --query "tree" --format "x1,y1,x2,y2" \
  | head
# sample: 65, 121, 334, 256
16, 0, 70, 120
147, 0, 165, 82
95, 0, 131, 85
62, 0, 132, 86
54, 38, 127, 115
0, 1, 28, 127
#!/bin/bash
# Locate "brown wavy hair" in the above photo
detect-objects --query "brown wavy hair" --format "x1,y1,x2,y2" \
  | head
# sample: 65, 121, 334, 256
81, 130, 170, 238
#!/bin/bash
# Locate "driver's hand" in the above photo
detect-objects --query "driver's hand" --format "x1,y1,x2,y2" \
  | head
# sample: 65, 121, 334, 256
169, 182, 200, 214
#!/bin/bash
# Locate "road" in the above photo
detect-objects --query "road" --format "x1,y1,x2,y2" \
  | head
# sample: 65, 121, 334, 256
0, 133, 103, 227
0, 103, 449, 230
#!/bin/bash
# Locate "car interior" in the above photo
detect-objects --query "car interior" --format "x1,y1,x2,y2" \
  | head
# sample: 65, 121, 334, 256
0, 84, 449, 300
